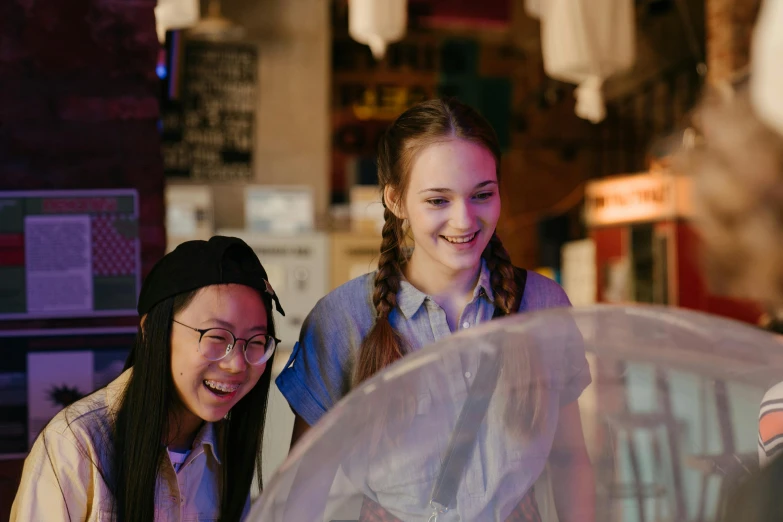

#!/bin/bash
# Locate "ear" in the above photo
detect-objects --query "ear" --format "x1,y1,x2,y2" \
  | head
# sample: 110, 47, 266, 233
383, 185, 406, 220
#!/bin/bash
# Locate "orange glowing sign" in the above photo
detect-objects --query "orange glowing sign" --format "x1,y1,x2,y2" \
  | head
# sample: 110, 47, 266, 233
584, 171, 693, 227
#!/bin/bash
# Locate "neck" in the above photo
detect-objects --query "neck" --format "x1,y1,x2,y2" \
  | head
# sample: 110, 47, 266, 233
404, 251, 481, 302
167, 407, 204, 451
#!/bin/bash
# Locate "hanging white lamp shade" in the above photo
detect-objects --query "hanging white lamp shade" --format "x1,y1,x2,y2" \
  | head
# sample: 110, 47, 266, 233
154, 0, 200, 43
348, 0, 407, 60
538, 0, 636, 123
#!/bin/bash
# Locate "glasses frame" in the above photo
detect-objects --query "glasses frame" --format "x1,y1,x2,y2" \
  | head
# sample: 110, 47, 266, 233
172, 319, 280, 366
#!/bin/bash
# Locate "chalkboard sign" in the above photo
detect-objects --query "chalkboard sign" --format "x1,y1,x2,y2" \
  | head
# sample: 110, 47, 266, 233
162, 39, 257, 181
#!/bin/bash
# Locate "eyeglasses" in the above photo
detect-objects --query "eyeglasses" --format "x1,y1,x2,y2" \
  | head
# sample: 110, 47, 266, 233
173, 319, 280, 366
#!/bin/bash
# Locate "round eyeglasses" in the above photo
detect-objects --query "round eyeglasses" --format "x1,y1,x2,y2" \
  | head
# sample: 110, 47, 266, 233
173, 319, 279, 366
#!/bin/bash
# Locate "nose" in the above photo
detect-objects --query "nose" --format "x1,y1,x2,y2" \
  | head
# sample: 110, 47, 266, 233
450, 199, 474, 231
218, 340, 248, 373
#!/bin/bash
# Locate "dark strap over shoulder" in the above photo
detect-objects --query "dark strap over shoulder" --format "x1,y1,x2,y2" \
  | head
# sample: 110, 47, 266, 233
428, 266, 528, 517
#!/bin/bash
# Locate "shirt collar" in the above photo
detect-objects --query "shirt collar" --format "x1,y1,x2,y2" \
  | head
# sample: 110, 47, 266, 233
397, 258, 494, 319
193, 420, 222, 465
105, 369, 223, 465
475, 258, 495, 302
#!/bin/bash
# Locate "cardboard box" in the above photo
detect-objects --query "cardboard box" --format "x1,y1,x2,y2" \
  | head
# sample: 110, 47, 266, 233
349, 185, 384, 234
329, 231, 382, 290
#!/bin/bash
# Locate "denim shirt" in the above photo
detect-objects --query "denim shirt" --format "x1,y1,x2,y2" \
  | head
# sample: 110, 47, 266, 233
11, 370, 241, 522
276, 262, 591, 520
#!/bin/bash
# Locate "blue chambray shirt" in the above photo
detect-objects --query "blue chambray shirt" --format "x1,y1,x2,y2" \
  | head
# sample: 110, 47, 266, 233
276, 261, 591, 520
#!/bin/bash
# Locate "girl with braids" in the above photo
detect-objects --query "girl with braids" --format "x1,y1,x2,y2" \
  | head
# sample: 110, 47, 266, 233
11, 237, 286, 522
277, 98, 594, 521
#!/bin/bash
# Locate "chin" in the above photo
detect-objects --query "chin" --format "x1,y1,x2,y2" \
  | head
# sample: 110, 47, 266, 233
201, 410, 230, 423
442, 255, 482, 273
197, 404, 234, 422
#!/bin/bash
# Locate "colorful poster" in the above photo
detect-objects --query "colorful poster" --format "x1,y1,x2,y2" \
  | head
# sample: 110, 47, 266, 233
94, 350, 129, 390
25, 215, 93, 313
0, 327, 135, 457
0, 189, 141, 320
27, 351, 94, 448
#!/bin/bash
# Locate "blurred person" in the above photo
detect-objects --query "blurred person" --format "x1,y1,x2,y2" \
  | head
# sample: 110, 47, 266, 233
681, 0, 783, 519
684, 55, 783, 473
686, 67, 783, 522
684, 80, 783, 310
11, 236, 285, 522
276, 98, 595, 521
683, 0, 782, 311
756, 308, 783, 466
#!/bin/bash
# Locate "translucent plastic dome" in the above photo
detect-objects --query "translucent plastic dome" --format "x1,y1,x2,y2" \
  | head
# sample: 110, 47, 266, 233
250, 305, 783, 522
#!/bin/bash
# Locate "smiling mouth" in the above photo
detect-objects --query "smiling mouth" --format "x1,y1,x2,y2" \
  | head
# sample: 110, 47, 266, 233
203, 380, 240, 396
442, 232, 478, 244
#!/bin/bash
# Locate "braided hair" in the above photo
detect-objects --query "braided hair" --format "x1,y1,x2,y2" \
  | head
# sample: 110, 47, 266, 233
352, 207, 407, 386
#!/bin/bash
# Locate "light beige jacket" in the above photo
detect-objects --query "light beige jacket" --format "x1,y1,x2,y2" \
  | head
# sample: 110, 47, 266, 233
11, 370, 239, 521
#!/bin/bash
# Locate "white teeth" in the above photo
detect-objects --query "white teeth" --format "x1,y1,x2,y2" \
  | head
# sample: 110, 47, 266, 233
204, 380, 240, 393
444, 233, 477, 244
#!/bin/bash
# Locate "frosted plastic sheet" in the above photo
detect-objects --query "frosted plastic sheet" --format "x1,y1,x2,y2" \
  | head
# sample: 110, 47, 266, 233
251, 305, 783, 522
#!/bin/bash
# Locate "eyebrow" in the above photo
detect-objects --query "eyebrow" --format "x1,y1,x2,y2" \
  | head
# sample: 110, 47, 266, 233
208, 318, 267, 333
418, 180, 497, 194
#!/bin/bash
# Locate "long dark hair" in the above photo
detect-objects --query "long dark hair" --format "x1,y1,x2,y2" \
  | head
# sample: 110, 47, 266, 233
112, 288, 274, 522
354, 98, 547, 436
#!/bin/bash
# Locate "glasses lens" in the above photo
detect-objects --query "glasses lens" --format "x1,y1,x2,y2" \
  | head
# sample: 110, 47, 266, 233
245, 334, 276, 365
199, 329, 233, 361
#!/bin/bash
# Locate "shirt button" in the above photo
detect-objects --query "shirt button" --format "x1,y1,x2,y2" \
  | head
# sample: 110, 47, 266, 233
465, 371, 472, 379
462, 321, 470, 329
